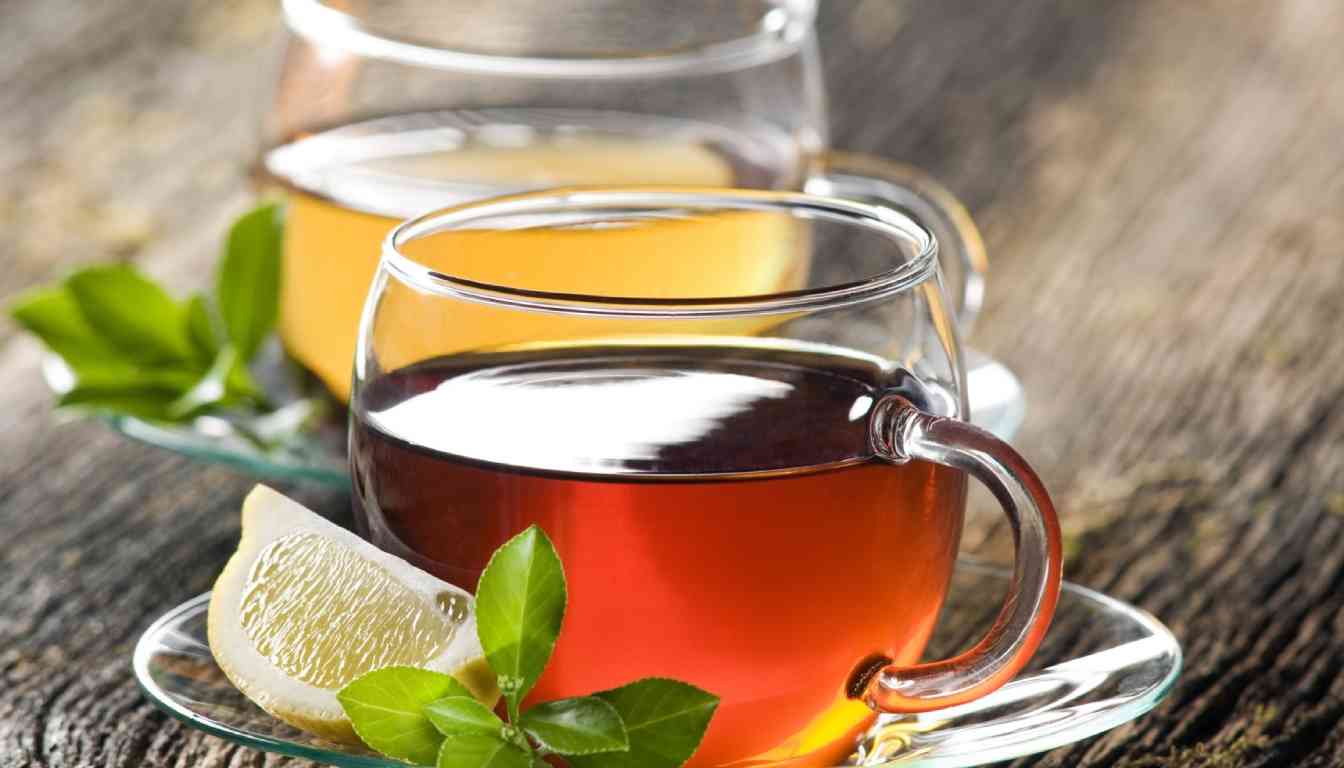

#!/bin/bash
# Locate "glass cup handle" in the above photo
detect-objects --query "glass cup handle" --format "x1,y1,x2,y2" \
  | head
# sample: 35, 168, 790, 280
807, 151, 988, 335
860, 396, 1063, 712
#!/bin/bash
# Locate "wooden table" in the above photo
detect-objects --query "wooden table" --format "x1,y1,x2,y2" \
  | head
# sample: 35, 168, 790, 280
4, 2, 1343, 765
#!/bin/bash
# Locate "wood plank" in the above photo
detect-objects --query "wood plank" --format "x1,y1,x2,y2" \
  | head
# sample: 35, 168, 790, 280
4, 1, 1344, 766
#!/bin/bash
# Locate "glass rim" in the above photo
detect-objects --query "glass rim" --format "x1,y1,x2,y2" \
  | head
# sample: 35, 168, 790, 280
381, 187, 939, 319
281, 0, 817, 78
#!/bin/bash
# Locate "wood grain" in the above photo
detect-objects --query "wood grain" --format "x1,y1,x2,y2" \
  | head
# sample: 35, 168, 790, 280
4, 1, 1344, 766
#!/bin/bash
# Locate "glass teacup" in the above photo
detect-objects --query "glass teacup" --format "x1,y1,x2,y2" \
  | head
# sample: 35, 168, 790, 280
348, 188, 1061, 767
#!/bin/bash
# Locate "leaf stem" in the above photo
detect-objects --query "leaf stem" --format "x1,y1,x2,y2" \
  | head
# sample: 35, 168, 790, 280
500, 721, 535, 759
507, 696, 522, 730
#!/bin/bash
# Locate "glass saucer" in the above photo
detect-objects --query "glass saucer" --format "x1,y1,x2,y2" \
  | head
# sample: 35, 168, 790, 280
45, 348, 1024, 491
133, 560, 1178, 767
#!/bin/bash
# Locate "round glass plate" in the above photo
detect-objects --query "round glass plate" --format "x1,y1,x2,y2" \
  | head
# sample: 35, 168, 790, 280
133, 560, 1178, 767
46, 348, 1024, 491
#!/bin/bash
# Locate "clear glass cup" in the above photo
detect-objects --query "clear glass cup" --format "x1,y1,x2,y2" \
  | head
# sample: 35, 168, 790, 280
258, 0, 987, 403
348, 188, 1061, 768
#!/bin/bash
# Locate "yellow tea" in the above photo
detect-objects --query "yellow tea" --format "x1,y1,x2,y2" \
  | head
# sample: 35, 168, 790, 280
262, 111, 809, 400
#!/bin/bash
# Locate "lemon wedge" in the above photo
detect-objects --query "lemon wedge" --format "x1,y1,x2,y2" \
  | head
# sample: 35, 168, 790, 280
207, 485, 496, 743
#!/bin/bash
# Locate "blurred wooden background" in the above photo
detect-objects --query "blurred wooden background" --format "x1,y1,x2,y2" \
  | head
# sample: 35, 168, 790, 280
4, 1, 1344, 765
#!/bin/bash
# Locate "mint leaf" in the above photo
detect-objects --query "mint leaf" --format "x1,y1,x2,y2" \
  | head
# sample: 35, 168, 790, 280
58, 386, 180, 421
437, 733, 531, 768
56, 363, 199, 393
52, 363, 202, 419
338, 666, 475, 766
216, 203, 282, 361
475, 525, 565, 710
13, 283, 214, 417
65, 264, 192, 364
169, 346, 241, 418
225, 354, 266, 402
185, 293, 221, 364
9, 286, 125, 369
568, 679, 719, 768
425, 696, 505, 738
519, 696, 628, 756
184, 294, 267, 403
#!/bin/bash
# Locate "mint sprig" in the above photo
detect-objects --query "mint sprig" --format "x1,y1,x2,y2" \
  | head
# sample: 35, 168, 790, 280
9, 203, 290, 427
338, 527, 719, 768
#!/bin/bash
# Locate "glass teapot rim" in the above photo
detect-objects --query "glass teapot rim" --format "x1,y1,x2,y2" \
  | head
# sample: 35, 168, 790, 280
282, 0, 818, 78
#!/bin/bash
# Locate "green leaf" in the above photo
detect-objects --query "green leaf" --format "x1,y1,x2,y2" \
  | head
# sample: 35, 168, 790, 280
57, 364, 200, 394
424, 696, 505, 738
9, 205, 287, 427
164, 341, 265, 418
9, 285, 127, 369
519, 696, 628, 756
52, 362, 203, 420
216, 203, 282, 361
229, 358, 266, 398
475, 525, 566, 709
169, 346, 240, 418
12, 284, 206, 416
185, 293, 221, 364
58, 386, 181, 421
338, 666, 475, 766
437, 734, 532, 768
226, 355, 267, 402
568, 679, 719, 768
65, 264, 193, 364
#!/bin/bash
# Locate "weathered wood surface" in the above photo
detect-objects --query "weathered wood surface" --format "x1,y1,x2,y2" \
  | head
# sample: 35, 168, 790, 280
3, 1, 1344, 765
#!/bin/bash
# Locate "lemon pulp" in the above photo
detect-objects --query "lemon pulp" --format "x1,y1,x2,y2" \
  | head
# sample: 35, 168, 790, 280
239, 532, 459, 689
